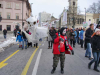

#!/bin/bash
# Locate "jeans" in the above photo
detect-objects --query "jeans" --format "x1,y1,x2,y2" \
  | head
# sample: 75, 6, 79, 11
89, 52, 100, 69
85, 43, 92, 58
80, 39, 83, 47
4, 35, 6, 39
22, 39, 28, 49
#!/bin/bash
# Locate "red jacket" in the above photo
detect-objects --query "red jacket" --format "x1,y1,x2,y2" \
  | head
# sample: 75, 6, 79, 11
53, 33, 73, 54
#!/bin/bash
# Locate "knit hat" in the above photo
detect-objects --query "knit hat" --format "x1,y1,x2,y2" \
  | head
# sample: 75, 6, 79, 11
60, 27, 66, 36
95, 28, 100, 32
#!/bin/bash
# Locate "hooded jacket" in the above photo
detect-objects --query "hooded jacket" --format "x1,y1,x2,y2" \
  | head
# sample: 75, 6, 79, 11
16, 32, 23, 42
79, 30, 84, 40
92, 35, 100, 52
53, 28, 73, 54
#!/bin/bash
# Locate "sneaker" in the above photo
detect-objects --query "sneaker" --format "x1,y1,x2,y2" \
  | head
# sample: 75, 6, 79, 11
94, 69, 100, 72
85, 56, 89, 58
89, 58, 93, 60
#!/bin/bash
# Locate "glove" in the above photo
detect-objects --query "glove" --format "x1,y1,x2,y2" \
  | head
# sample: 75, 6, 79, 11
59, 38, 64, 42
71, 50, 74, 55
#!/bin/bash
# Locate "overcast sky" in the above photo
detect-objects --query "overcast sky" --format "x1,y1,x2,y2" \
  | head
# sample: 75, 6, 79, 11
29, 0, 99, 18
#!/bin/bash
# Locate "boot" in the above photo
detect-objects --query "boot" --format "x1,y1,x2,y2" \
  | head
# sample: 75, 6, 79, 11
36, 43, 38, 48
51, 67, 56, 74
61, 68, 64, 74
88, 63, 91, 69
94, 68, 100, 72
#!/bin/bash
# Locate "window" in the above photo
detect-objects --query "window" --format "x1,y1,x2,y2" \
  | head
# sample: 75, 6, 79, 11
97, 19, 99, 24
6, 3, 11, 8
0, 3, 3, 8
89, 19, 91, 21
77, 18, 79, 24
0, 25, 2, 31
16, 13, 19, 19
15, 4, 20, 9
0, 12, 1, 17
7, 13, 10, 19
7, 25, 11, 31
80, 18, 81, 24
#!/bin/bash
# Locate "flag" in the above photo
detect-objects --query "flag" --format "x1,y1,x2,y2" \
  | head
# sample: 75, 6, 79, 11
63, 10, 67, 24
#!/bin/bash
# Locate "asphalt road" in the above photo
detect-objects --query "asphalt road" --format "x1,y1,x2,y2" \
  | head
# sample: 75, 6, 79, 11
0, 38, 100, 75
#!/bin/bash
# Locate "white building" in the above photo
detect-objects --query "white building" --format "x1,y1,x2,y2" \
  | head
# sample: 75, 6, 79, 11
39, 12, 51, 25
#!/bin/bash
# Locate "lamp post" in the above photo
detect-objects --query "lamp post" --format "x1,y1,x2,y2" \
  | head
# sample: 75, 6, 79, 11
85, 8, 86, 22
22, 0, 23, 29
73, 1, 75, 28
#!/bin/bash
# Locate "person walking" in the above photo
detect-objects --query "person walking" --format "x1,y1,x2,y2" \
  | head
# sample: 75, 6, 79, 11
48, 27, 55, 49
76, 28, 79, 44
79, 28, 85, 48
85, 24, 94, 60
69, 29, 75, 47
22, 28, 28, 49
51, 27, 73, 74
3, 29, 7, 39
88, 29, 100, 72
74, 29, 77, 44
16, 32, 23, 48
66, 28, 70, 43
14, 28, 17, 37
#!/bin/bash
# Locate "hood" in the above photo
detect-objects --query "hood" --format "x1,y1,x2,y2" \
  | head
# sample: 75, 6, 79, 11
60, 27, 66, 36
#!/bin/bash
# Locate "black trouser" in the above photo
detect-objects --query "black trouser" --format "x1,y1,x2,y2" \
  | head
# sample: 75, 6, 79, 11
80, 39, 83, 47
48, 41, 52, 48
34, 43, 38, 48
70, 39, 75, 47
14, 33, 16, 37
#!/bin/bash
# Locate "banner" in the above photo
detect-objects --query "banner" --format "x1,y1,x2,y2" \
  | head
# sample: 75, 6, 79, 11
63, 10, 67, 24
83, 21, 91, 28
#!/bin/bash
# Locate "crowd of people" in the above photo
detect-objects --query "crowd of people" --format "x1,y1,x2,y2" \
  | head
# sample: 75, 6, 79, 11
47, 24, 100, 74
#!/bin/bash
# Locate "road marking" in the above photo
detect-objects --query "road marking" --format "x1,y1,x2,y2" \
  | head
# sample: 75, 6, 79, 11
39, 44, 41, 46
21, 47, 39, 75
17, 44, 19, 45
0, 50, 19, 69
42, 44, 44, 46
32, 49, 42, 75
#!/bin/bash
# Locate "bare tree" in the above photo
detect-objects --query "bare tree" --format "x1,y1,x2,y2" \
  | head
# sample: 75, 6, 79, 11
97, 1, 100, 13
86, 2, 97, 14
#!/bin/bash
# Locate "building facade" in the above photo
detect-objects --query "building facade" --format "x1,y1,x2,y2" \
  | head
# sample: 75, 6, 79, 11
39, 11, 51, 25
59, 0, 97, 28
0, 0, 31, 32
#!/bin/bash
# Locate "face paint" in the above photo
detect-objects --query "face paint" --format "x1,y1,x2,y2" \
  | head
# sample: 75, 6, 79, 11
62, 29, 66, 35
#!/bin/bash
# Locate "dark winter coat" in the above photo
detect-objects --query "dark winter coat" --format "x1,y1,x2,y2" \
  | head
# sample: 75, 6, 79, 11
69, 32, 75, 40
92, 35, 100, 52
3, 30, 7, 35
85, 28, 94, 43
49, 30, 55, 39
22, 31, 27, 39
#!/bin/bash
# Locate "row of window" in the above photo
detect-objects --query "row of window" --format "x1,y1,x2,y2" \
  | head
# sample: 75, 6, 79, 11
0, 2, 20, 9
0, 25, 11, 31
0, 12, 19, 19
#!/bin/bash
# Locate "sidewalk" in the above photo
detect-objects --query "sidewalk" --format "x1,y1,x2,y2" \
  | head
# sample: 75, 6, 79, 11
0, 33, 14, 43
0, 33, 16, 52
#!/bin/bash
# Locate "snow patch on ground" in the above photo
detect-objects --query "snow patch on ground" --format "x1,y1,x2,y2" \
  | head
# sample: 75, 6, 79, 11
0, 37, 18, 52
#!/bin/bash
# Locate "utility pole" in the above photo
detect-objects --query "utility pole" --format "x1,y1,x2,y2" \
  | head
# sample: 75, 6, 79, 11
22, 0, 23, 29
73, 1, 75, 28
85, 8, 86, 22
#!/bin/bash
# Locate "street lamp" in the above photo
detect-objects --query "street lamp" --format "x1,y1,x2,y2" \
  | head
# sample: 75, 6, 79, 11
73, 1, 75, 28
22, 0, 23, 29
85, 8, 86, 22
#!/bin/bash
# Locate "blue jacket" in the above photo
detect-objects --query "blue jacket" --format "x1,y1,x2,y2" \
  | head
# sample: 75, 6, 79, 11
79, 30, 84, 40
16, 33, 23, 42
74, 31, 77, 38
